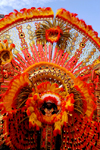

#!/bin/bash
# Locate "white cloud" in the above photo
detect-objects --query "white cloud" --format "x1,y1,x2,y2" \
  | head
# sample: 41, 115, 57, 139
0, 0, 33, 9
0, 0, 57, 14
0, 0, 56, 14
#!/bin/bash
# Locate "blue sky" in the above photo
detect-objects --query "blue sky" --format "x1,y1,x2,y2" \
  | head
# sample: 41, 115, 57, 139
0, 0, 100, 36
